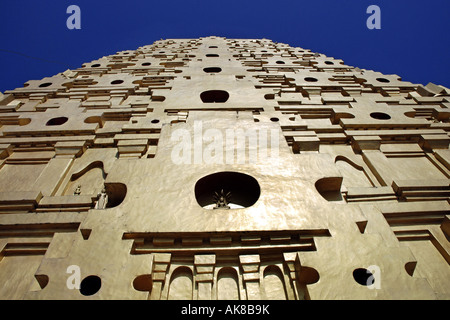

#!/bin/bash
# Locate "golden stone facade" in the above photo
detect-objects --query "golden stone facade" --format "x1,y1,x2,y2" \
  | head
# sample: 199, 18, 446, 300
0, 36, 449, 300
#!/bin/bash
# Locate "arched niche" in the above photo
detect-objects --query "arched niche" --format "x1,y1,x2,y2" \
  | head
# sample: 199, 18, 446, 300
404, 111, 416, 118
315, 177, 343, 201
296, 265, 320, 300
168, 267, 193, 300
104, 182, 127, 208
19, 118, 31, 126
84, 116, 104, 128
132, 274, 153, 293
263, 265, 287, 300
194, 171, 261, 209
297, 266, 320, 285
217, 267, 240, 300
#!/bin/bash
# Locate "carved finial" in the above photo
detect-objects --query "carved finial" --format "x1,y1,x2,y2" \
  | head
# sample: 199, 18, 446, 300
213, 189, 231, 209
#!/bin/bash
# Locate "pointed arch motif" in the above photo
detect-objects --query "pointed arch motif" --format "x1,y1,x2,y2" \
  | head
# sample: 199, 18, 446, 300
335, 156, 374, 187
64, 161, 106, 196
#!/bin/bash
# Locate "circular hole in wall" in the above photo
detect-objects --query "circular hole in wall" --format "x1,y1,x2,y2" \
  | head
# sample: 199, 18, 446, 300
46, 117, 68, 126
195, 172, 261, 209
151, 119, 160, 124
353, 268, 374, 286
203, 67, 222, 73
324, 61, 334, 65
304, 77, 318, 82
79, 275, 101, 296
270, 117, 279, 122
111, 80, 124, 85
376, 78, 390, 83
200, 90, 229, 103
39, 82, 52, 88
370, 112, 391, 120
276, 61, 285, 64
141, 62, 151, 66
91, 64, 101, 68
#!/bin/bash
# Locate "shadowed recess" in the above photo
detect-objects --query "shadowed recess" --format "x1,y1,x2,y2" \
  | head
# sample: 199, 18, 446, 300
200, 90, 229, 103
195, 171, 260, 209
79, 275, 101, 296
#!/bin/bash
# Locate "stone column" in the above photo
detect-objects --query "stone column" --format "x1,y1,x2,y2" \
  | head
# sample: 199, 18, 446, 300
194, 254, 216, 300
149, 253, 171, 300
239, 254, 261, 300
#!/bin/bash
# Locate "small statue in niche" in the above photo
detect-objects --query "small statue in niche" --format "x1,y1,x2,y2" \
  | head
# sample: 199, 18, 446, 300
74, 185, 81, 195
213, 189, 231, 210
95, 187, 108, 209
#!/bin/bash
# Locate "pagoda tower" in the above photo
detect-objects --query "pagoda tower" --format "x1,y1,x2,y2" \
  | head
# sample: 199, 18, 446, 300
0, 36, 448, 300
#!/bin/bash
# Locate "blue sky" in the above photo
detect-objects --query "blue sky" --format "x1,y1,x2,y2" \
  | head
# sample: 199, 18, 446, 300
0, 0, 449, 92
